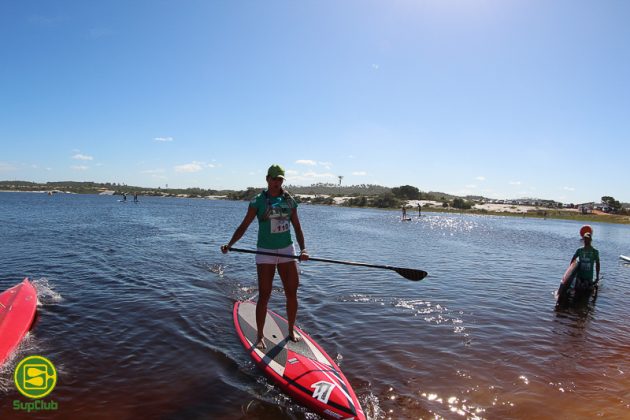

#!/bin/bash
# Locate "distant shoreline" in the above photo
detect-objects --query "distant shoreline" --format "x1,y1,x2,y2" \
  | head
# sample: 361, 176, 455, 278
296, 195, 630, 225
2, 189, 628, 225
0, 189, 77, 194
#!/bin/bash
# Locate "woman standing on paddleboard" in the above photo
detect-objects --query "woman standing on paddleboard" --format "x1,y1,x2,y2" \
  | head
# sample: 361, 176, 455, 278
221, 164, 309, 349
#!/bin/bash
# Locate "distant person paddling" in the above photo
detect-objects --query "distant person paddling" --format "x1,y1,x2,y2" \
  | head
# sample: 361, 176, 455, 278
221, 164, 309, 349
402, 205, 407, 220
571, 227, 600, 298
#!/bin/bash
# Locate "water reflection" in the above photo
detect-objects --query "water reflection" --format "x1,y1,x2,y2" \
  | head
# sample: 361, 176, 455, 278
2, 195, 630, 418
554, 285, 599, 324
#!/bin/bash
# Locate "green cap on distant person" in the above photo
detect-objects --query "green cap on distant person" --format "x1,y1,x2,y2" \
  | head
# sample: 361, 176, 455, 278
267, 164, 285, 179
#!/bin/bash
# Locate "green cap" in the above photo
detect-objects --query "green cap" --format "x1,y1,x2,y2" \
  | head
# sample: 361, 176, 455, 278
267, 164, 285, 179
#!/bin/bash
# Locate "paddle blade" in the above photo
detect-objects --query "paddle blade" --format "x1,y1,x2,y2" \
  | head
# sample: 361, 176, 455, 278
393, 267, 428, 281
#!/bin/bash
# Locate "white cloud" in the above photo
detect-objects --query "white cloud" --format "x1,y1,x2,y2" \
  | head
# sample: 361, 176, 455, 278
71, 165, 89, 171
141, 169, 167, 179
295, 159, 332, 170
563, 186, 575, 191
287, 171, 337, 183
475, 176, 486, 181
72, 153, 93, 161
465, 184, 477, 189
509, 181, 522, 185
174, 162, 203, 173
295, 160, 332, 169
303, 171, 337, 180
296, 160, 317, 166
352, 171, 367, 176
154, 137, 174, 142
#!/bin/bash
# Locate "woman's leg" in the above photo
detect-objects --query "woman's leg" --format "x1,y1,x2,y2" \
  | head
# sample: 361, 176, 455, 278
277, 260, 300, 341
255, 263, 276, 349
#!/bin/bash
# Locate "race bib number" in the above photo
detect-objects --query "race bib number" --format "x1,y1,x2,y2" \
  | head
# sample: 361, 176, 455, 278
271, 218, 290, 234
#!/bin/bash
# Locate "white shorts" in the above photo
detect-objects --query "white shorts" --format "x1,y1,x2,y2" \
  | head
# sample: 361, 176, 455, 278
255, 244, 296, 265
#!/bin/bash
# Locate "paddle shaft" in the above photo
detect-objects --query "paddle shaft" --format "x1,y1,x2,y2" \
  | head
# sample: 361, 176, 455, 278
230, 247, 389, 268
227, 247, 428, 281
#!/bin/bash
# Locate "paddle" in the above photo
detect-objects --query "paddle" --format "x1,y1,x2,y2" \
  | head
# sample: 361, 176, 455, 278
228, 247, 428, 281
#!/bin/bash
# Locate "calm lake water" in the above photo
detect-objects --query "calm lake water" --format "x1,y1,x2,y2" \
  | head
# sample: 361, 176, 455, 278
1, 192, 629, 419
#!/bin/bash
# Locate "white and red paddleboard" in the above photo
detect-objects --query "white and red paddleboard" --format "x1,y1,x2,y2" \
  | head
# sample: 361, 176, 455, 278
234, 300, 365, 420
562, 260, 578, 284
0, 278, 38, 365
556, 260, 578, 305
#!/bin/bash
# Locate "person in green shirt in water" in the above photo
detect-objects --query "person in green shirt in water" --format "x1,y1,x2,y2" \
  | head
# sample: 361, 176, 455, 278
570, 230, 600, 298
222, 164, 309, 349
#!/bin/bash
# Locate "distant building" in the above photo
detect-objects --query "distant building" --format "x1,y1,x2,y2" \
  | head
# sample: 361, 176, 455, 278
578, 202, 594, 214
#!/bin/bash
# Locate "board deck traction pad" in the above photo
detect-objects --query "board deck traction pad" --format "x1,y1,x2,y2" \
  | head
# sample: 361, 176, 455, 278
234, 300, 364, 420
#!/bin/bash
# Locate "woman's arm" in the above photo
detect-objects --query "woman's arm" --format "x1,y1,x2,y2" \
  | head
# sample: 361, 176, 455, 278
290, 209, 308, 261
221, 206, 257, 252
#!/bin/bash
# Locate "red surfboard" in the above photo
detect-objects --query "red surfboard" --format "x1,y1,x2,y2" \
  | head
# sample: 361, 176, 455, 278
234, 301, 365, 420
0, 279, 38, 365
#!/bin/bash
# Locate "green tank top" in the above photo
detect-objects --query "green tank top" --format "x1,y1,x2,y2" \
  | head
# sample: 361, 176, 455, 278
572, 247, 599, 281
249, 190, 298, 249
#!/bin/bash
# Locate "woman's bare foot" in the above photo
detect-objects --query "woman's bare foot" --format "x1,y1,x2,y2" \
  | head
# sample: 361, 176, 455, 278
289, 331, 301, 343
255, 336, 267, 350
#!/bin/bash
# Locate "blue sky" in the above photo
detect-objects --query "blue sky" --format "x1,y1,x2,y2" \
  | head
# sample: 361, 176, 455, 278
1, 1, 629, 203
